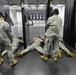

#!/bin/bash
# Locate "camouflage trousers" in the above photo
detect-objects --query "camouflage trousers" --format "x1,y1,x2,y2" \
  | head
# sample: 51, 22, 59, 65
0, 39, 14, 62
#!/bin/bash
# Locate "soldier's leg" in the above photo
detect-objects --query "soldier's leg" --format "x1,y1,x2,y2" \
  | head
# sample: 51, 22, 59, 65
0, 44, 3, 65
1, 42, 8, 57
43, 37, 51, 53
35, 46, 48, 55
15, 44, 35, 57
11, 38, 21, 53
0, 44, 4, 65
35, 46, 50, 60
53, 37, 59, 62
59, 42, 75, 57
7, 51, 17, 67
6, 42, 18, 67
40, 37, 53, 60
59, 41, 69, 52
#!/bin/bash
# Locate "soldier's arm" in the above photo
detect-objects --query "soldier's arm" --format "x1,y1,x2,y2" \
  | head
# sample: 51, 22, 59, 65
6, 24, 13, 42
46, 17, 53, 29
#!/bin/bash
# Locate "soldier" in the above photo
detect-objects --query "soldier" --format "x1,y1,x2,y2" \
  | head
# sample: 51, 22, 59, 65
2, 37, 23, 56
58, 37, 75, 58
40, 9, 62, 62
15, 35, 49, 60
14, 35, 75, 61
0, 11, 17, 67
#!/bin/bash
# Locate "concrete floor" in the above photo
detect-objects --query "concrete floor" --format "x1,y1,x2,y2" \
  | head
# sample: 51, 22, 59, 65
0, 44, 76, 75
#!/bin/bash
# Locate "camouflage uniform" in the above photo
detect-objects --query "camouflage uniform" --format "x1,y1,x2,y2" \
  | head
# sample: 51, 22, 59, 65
3, 38, 23, 55
59, 37, 70, 52
44, 15, 62, 57
21, 38, 47, 55
0, 20, 14, 62
11, 38, 23, 52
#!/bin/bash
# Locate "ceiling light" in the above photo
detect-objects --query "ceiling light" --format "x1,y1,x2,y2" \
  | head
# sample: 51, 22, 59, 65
38, 4, 45, 10
31, 7, 37, 10
30, 5, 35, 7
39, 4, 45, 7
38, 7, 43, 10
24, 4, 28, 7
12, 5, 18, 8
24, 4, 29, 9
9, 6, 21, 10
30, 5, 36, 10
56, 4, 64, 7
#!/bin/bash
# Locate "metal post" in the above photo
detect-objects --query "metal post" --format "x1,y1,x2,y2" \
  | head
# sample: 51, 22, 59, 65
21, 0, 26, 48
45, 0, 52, 31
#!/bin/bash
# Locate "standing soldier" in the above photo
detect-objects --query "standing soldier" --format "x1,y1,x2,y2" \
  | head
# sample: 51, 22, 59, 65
0, 11, 17, 67
40, 9, 62, 62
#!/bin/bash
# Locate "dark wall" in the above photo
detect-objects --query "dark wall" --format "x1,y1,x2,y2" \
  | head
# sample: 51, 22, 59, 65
45, 0, 52, 21
45, 0, 53, 31
63, 0, 76, 48
75, 0, 76, 47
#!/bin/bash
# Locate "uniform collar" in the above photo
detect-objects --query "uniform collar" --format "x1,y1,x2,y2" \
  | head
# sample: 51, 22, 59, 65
0, 20, 4, 22
53, 14, 58, 16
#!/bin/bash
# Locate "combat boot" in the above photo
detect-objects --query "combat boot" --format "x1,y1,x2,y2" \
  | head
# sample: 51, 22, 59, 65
53, 56, 57, 62
40, 55, 48, 61
2, 50, 7, 57
67, 51, 75, 57
0, 58, 3, 65
58, 50, 62, 58
10, 59, 17, 67
15, 51, 24, 57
